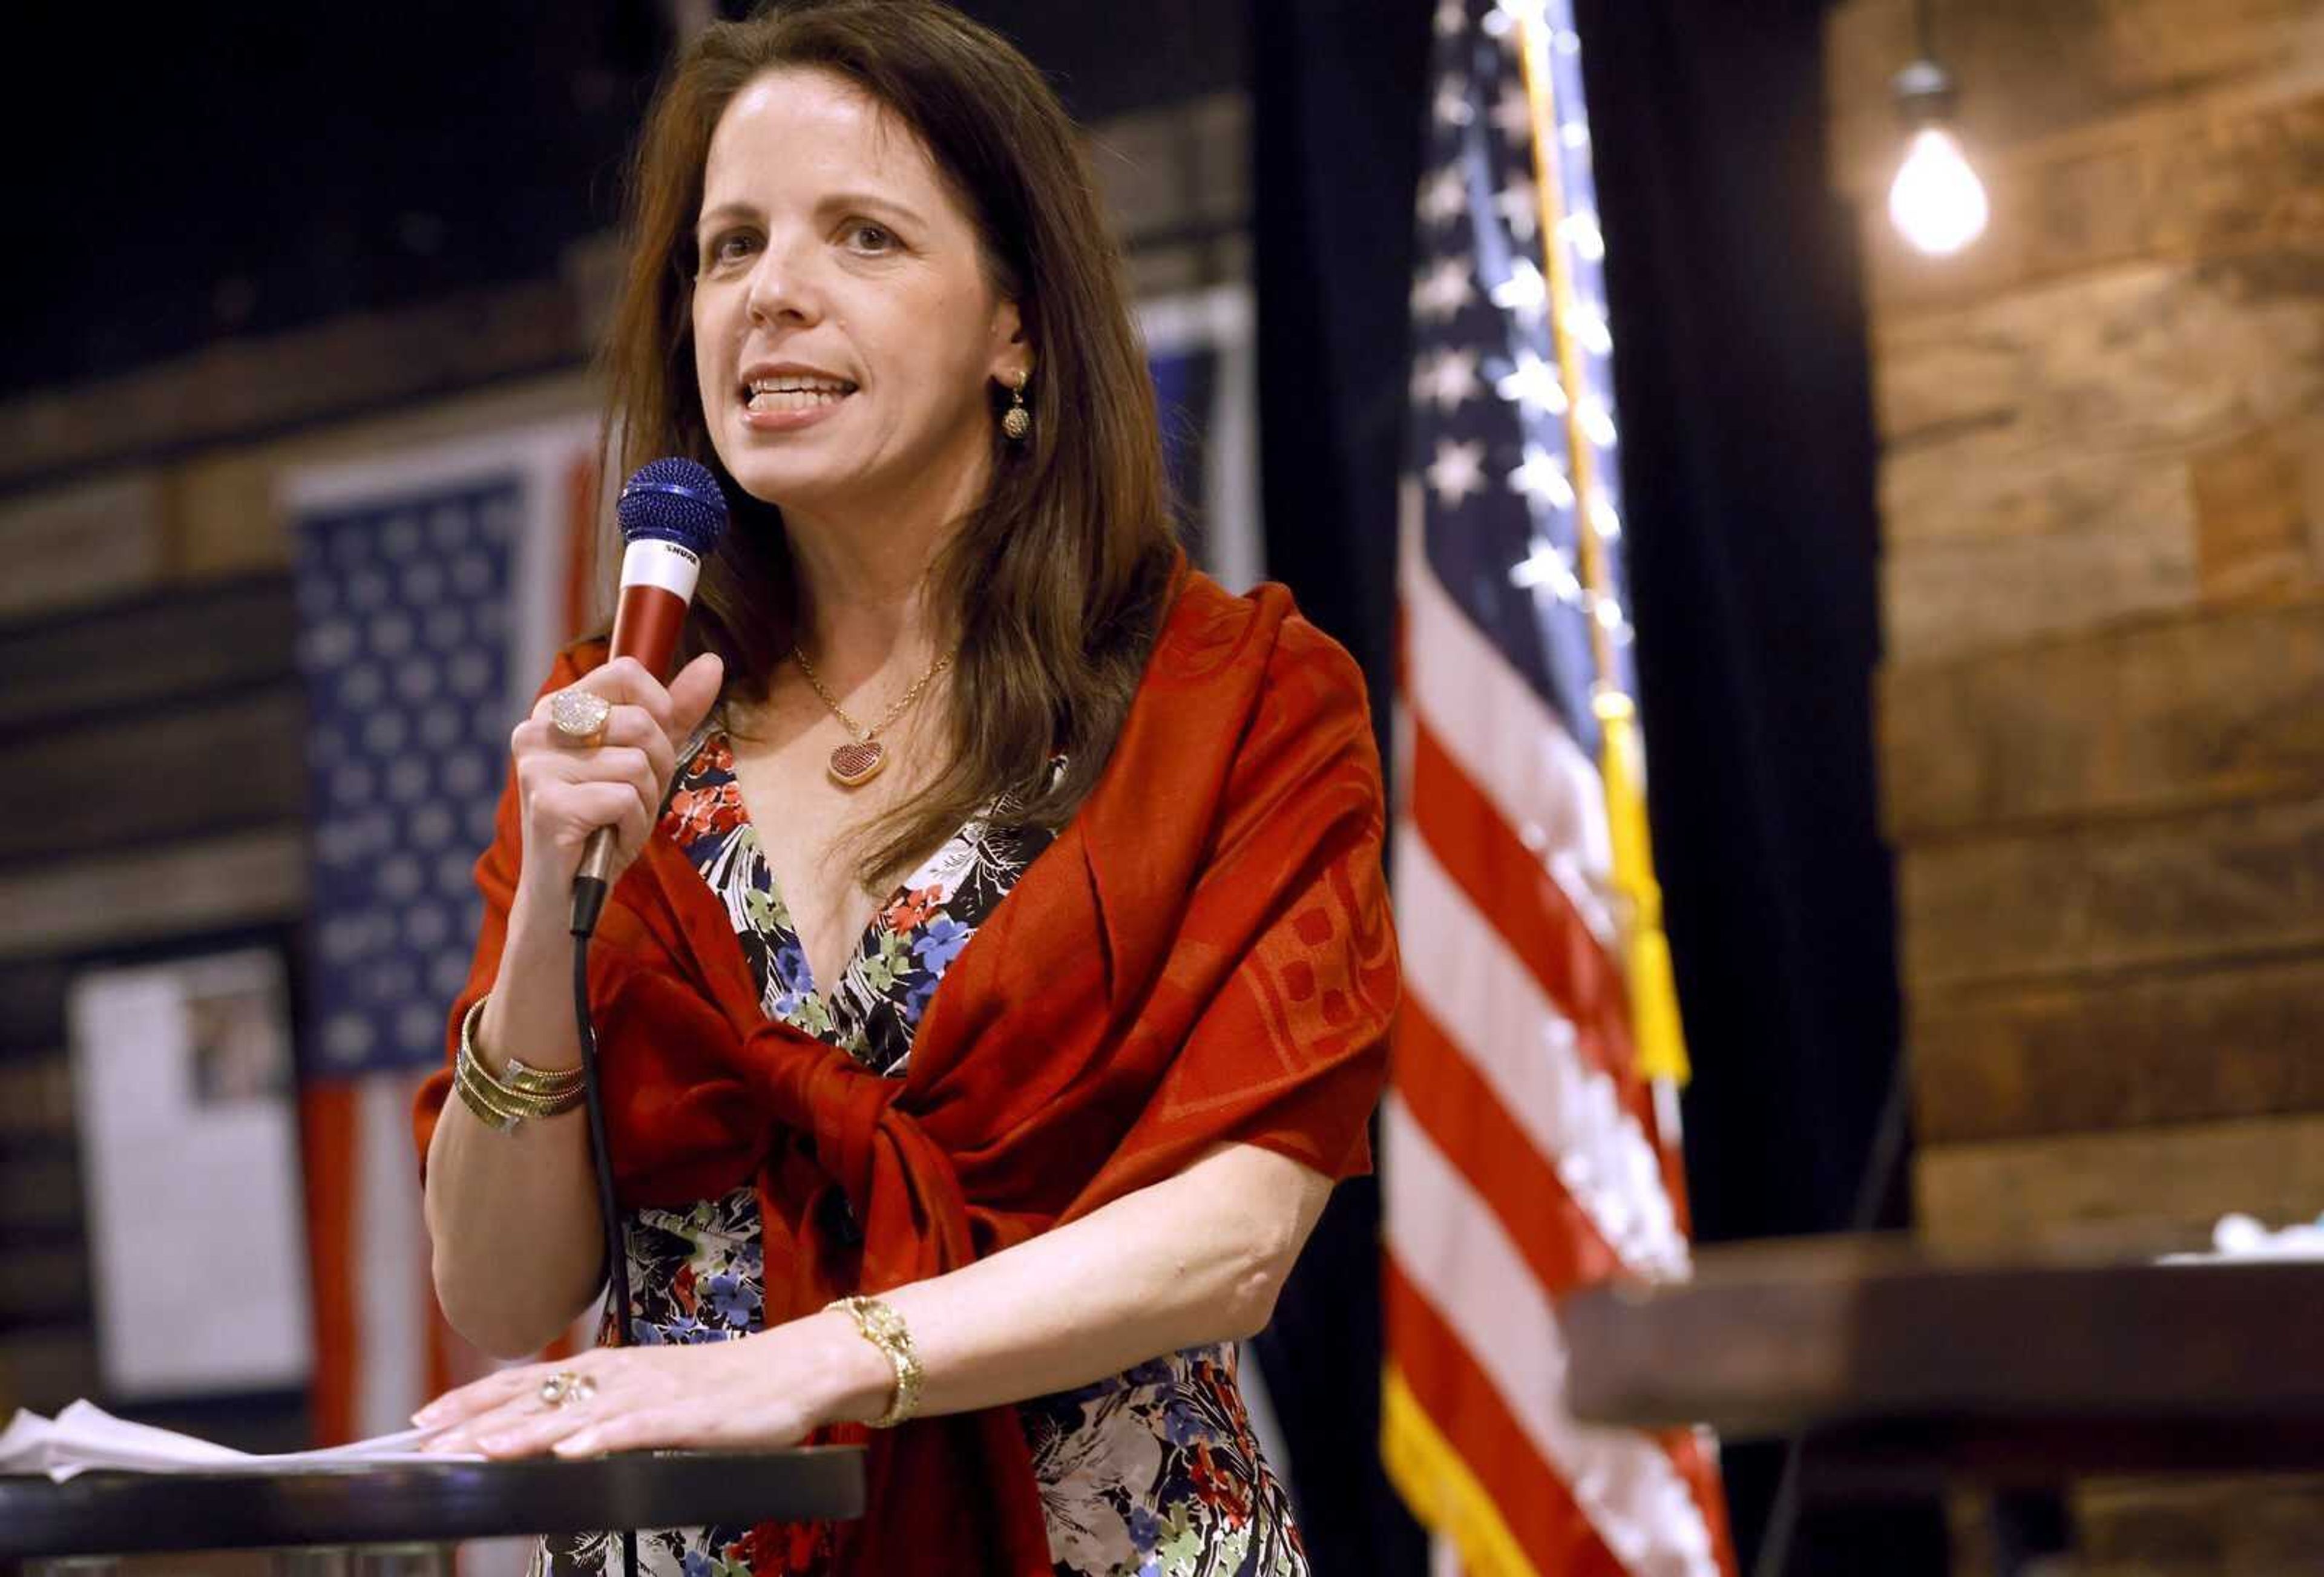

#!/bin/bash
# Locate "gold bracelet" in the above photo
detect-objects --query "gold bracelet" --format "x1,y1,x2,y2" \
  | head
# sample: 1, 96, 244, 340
456, 1046, 583, 1131
455, 1043, 571, 1129
825, 1294, 923, 1429
465, 997, 585, 1096
453, 996, 586, 1132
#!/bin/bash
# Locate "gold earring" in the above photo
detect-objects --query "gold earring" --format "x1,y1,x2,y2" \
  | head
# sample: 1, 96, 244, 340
1002, 370, 1032, 442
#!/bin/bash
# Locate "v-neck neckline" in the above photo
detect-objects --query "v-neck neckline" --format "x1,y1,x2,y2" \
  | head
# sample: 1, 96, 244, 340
748, 823, 922, 1012
665, 726, 1066, 1051
681, 721, 928, 1020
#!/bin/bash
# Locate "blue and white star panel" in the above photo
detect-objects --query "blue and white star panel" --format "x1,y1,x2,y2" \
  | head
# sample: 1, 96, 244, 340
1409, 0, 1632, 759
284, 419, 599, 1078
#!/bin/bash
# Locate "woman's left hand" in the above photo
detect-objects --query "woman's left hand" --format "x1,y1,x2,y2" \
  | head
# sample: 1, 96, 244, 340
413, 1310, 892, 1458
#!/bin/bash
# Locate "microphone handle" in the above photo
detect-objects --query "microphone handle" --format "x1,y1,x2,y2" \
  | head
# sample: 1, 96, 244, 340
567, 536, 704, 934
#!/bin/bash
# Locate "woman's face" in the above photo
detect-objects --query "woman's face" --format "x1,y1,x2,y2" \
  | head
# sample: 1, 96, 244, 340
691, 68, 1027, 523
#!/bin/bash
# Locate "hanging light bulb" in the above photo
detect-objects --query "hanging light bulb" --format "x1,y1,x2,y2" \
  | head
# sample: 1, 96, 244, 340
1890, 120, 1988, 254
1887, 41, 1987, 255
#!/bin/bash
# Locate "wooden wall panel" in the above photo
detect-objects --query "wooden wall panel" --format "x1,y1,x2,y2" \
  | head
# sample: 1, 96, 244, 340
1880, 599, 2324, 838
0, 1244, 91, 1325
1088, 91, 1249, 246
166, 450, 293, 579
0, 1149, 82, 1237
1915, 1112, 2324, 1257
0, 960, 70, 1049
0, 576, 297, 736
1878, 441, 2191, 562
1874, 254, 2324, 461
0, 1328, 100, 1415
0, 1055, 72, 1139
163, 369, 602, 580
1900, 793, 2324, 990
1880, 512, 2196, 665
1871, 249, 2323, 659
0, 474, 168, 625
0, 687, 309, 866
0, 830, 306, 961
2074, 1473, 2324, 1576
1912, 955, 2324, 1146
2191, 413, 2323, 598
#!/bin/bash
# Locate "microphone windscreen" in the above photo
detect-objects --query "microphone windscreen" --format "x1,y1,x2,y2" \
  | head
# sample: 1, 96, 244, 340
616, 457, 729, 555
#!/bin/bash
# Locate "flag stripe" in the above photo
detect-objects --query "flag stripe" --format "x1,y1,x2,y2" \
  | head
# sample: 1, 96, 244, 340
1384, 1096, 1721, 1577
1393, 827, 1688, 1281
298, 1083, 359, 1444
1384, 1277, 1621, 1577
1381, 1365, 1547, 1577
1393, 997, 1621, 1291
1670, 1428, 1738, 1577
1399, 511, 1617, 949
1382, 1365, 1552, 1577
1384, 1100, 1717, 1575
355, 1071, 431, 1439
1407, 710, 1645, 1102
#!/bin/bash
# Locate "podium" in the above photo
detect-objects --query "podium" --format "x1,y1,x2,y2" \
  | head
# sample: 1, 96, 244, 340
1561, 1234, 2324, 1488
0, 1447, 865, 1571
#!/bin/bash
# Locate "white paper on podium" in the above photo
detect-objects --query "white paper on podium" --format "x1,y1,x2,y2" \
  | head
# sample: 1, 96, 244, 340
1, 1400, 481, 1483
2156, 1211, 2324, 1265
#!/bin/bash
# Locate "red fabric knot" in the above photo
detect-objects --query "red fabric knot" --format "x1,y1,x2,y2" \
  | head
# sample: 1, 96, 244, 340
740, 1022, 902, 1211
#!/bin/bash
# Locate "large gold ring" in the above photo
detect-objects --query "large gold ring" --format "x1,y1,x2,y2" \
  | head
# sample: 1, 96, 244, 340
538, 1369, 597, 1408
549, 687, 611, 747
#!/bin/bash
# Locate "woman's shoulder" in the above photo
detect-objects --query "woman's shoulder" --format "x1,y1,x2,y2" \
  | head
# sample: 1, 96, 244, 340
1152, 570, 1368, 710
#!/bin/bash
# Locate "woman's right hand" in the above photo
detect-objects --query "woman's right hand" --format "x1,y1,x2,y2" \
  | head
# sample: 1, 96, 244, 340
507, 651, 724, 926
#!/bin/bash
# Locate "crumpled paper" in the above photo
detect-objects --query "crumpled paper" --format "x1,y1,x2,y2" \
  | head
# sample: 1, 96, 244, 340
2, 1399, 479, 1482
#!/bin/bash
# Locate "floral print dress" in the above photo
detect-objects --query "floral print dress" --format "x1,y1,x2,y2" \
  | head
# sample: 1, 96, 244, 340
534, 731, 1309, 1577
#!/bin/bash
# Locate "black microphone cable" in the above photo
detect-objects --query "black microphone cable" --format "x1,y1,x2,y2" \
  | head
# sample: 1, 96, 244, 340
568, 871, 640, 1577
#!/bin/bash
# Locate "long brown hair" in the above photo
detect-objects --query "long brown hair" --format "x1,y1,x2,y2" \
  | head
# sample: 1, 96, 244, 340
597, 0, 1181, 887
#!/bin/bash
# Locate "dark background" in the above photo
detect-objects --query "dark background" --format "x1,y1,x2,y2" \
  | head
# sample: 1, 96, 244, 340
11, 2, 1934, 1570
6, 1, 1242, 395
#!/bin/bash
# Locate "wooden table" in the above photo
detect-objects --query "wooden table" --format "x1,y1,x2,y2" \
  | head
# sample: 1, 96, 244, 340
0, 1447, 865, 1566
1561, 1235, 2324, 1493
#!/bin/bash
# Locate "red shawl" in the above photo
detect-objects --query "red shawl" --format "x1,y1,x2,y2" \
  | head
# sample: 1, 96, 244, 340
415, 566, 1399, 1573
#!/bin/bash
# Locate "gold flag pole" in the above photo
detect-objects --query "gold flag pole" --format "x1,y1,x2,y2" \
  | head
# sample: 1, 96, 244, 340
1511, 4, 1690, 1086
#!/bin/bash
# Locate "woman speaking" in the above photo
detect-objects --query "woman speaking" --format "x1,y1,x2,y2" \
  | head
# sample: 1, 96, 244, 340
411, 2, 1397, 1573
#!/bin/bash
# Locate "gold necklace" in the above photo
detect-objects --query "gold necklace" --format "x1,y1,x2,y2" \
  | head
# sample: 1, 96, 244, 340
792, 643, 954, 788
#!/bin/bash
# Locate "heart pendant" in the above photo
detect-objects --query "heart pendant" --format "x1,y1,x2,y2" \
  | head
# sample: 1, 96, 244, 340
828, 739, 887, 787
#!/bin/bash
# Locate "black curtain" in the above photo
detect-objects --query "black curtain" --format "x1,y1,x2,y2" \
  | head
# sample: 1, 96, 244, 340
1254, 1, 1946, 1573
1572, 0, 1902, 1247
1250, 5, 1433, 1575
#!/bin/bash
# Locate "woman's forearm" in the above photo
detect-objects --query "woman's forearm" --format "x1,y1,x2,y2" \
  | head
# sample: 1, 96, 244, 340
410, 1139, 1339, 1460
422, 897, 608, 1357
844, 1141, 1333, 1421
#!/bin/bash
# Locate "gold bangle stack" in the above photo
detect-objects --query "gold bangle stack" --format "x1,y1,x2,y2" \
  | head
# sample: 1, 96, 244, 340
453, 995, 586, 1132
825, 1294, 924, 1429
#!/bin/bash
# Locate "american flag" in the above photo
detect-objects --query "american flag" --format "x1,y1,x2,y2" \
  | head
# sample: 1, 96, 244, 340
285, 419, 600, 1444
1381, 2, 1734, 1573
